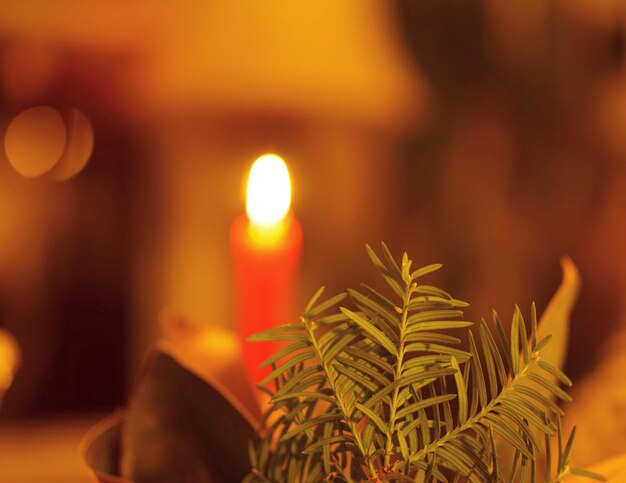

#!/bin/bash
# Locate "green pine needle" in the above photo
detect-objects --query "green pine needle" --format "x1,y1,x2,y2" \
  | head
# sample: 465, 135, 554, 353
245, 244, 602, 482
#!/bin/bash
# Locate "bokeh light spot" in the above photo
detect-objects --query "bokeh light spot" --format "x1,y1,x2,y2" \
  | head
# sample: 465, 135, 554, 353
47, 109, 94, 181
4, 106, 66, 177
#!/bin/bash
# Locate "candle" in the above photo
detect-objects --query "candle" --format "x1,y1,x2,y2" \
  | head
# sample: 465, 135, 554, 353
230, 154, 302, 385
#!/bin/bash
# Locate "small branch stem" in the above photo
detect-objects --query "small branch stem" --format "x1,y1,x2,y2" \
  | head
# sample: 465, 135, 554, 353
305, 318, 378, 479
409, 357, 539, 464
384, 279, 414, 469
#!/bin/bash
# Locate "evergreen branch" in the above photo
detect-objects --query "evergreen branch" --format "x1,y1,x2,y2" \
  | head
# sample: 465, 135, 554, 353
246, 244, 602, 482
382, 256, 413, 470
302, 300, 379, 478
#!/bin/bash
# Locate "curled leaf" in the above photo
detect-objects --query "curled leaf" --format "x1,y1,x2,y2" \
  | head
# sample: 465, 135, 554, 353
80, 412, 131, 483
536, 256, 580, 372
121, 346, 257, 483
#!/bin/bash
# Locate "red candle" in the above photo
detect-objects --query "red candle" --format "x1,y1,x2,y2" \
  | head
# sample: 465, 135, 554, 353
230, 154, 302, 385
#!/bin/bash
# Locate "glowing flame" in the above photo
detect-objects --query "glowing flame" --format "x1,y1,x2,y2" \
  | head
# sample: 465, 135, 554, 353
246, 154, 291, 244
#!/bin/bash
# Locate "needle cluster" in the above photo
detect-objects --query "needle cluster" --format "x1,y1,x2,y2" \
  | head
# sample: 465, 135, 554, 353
244, 244, 604, 482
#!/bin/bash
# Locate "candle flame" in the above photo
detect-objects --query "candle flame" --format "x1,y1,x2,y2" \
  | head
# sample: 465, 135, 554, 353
246, 154, 292, 244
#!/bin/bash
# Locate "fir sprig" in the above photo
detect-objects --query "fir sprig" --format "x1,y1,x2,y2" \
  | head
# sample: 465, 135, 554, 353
244, 244, 605, 482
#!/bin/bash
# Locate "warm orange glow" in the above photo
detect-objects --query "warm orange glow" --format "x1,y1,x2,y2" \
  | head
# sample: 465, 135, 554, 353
245, 154, 292, 245
0, 329, 20, 395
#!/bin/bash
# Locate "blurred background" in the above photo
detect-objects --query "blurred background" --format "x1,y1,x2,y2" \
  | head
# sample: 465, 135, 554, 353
1, 0, 626, 481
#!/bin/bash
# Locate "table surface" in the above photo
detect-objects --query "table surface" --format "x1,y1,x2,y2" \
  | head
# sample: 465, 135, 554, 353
0, 414, 104, 483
